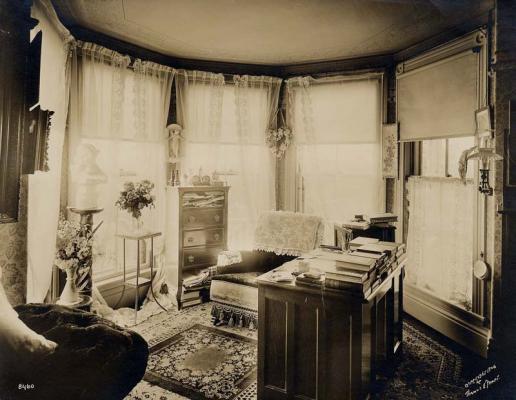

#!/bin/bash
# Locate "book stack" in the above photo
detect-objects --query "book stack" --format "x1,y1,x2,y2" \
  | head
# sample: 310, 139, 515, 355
181, 287, 204, 307
366, 213, 398, 224
181, 270, 211, 308
348, 236, 380, 251
296, 242, 406, 297
352, 241, 407, 280
297, 249, 379, 295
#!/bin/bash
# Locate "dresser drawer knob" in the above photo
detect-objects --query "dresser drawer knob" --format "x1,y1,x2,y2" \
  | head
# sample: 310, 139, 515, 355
214, 214, 221, 223
188, 255, 195, 263
187, 237, 194, 243
213, 233, 220, 241
187, 215, 196, 223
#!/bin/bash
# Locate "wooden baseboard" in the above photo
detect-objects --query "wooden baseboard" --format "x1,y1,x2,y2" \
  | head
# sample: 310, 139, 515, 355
404, 284, 490, 357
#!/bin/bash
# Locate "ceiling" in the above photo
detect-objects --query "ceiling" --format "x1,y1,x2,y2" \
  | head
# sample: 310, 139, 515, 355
52, 0, 493, 65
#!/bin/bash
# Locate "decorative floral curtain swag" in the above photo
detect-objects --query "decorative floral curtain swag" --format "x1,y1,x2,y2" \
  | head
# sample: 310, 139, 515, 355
266, 127, 292, 159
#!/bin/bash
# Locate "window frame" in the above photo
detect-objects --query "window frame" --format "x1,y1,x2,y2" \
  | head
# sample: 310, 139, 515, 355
291, 73, 387, 220
395, 29, 489, 318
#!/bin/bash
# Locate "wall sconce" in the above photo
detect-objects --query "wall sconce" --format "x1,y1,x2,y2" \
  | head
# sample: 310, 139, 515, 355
467, 147, 503, 195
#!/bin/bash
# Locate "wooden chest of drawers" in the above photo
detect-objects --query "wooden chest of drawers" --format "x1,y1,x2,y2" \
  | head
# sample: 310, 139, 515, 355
166, 186, 229, 307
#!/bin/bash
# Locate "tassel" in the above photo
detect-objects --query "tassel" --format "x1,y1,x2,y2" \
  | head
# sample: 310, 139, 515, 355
238, 315, 244, 328
219, 309, 225, 321
249, 320, 255, 331
228, 314, 235, 327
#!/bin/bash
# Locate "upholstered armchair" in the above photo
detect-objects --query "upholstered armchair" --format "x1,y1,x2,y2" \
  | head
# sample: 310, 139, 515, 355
210, 211, 323, 329
0, 280, 148, 400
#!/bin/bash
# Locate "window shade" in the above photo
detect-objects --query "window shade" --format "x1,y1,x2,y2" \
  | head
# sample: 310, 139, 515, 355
292, 78, 381, 144
398, 50, 478, 141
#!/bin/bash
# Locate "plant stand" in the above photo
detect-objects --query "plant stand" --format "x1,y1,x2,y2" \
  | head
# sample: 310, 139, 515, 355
116, 231, 166, 325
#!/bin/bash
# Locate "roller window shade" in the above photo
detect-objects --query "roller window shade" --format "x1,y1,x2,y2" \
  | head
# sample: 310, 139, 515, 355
292, 78, 381, 144
398, 50, 478, 141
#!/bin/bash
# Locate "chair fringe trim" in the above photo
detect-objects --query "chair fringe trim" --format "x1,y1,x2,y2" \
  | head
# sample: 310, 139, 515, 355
211, 303, 258, 330
253, 245, 302, 256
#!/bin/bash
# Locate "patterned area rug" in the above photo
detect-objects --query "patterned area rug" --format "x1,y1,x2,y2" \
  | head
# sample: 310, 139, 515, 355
372, 320, 464, 399
126, 303, 466, 400
145, 324, 256, 400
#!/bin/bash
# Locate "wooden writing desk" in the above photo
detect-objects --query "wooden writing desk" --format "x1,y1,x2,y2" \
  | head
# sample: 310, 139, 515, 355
256, 257, 405, 400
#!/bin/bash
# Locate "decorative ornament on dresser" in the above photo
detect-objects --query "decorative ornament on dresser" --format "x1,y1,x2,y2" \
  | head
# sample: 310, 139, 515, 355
266, 126, 293, 159
55, 216, 100, 306
116, 180, 155, 233
166, 124, 183, 186
166, 123, 183, 159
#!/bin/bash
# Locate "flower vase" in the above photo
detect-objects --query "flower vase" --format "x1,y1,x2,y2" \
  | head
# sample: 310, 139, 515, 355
57, 268, 81, 306
132, 217, 147, 265
132, 217, 144, 234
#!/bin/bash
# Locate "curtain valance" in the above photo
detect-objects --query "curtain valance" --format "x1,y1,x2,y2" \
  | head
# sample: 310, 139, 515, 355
71, 40, 132, 67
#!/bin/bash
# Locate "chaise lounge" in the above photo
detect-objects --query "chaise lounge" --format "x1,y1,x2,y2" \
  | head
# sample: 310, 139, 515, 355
210, 211, 324, 329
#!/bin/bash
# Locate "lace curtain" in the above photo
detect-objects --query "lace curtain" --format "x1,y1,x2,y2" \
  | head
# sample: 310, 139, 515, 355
406, 176, 474, 310
26, 1, 73, 302
68, 42, 174, 277
285, 74, 384, 244
175, 72, 282, 249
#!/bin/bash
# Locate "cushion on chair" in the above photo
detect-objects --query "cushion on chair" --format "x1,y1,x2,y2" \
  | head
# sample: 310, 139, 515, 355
215, 250, 296, 275
212, 272, 261, 287
0, 303, 148, 400
211, 278, 259, 311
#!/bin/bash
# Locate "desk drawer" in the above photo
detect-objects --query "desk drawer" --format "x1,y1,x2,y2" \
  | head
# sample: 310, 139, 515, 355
183, 247, 221, 268
183, 229, 224, 248
183, 209, 224, 229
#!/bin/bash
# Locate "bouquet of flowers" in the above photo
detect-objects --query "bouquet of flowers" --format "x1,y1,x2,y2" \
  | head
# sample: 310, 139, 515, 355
55, 217, 94, 272
115, 180, 155, 219
266, 127, 293, 159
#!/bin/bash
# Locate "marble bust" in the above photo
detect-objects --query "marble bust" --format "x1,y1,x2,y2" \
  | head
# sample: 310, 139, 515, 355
71, 143, 107, 209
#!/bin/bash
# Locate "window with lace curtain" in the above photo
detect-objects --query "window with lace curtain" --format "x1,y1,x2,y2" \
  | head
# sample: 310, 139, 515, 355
177, 74, 280, 250
406, 136, 476, 311
77, 67, 168, 279
286, 75, 384, 244
68, 44, 173, 280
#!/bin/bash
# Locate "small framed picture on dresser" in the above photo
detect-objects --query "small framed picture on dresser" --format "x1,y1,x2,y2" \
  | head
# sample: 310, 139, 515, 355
382, 123, 398, 179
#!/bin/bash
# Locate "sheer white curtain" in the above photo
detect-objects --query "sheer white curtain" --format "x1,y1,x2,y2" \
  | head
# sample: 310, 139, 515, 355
176, 71, 281, 249
26, 0, 72, 302
286, 74, 384, 244
68, 42, 174, 278
406, 176, 474, 310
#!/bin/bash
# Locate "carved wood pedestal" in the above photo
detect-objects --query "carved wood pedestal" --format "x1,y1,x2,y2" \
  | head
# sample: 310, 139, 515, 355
257, 262, 405, 400
68, 207, 103, 297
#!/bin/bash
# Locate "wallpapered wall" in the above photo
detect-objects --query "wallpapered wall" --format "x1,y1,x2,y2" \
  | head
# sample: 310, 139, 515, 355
0, 176, 28, 305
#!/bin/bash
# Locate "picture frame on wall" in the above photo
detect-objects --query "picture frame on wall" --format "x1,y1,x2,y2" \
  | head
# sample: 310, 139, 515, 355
382, 123, 398, 179
475, 106, 492, 137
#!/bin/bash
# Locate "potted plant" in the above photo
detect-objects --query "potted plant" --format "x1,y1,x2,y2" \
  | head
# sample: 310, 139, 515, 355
55, 217, 97, 305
